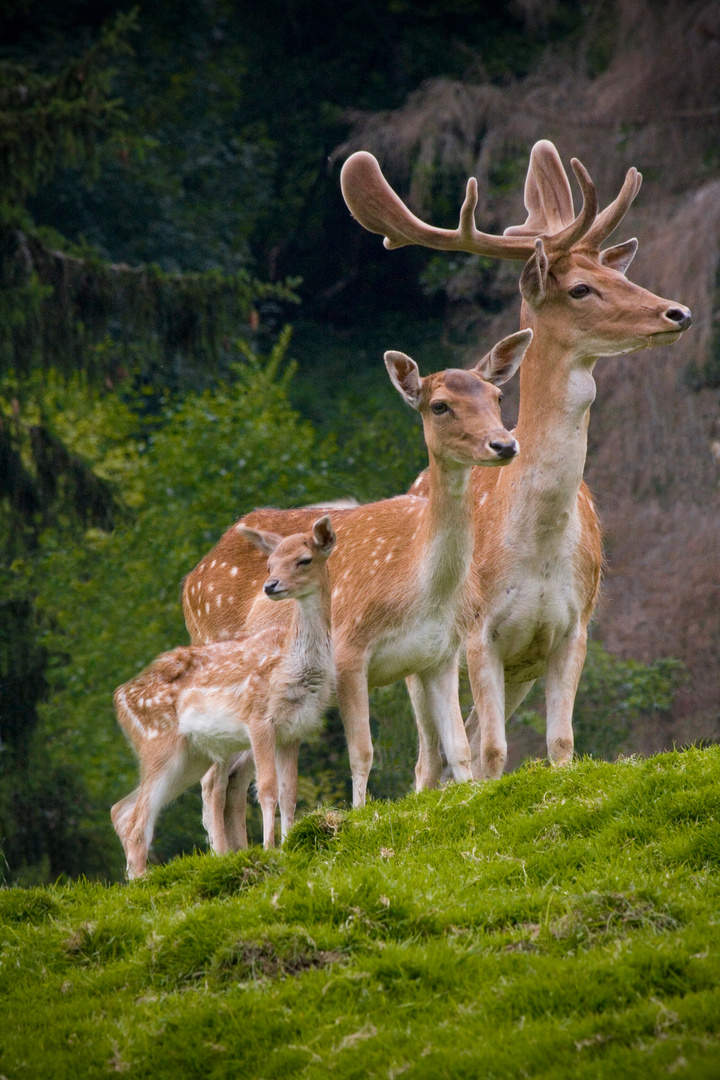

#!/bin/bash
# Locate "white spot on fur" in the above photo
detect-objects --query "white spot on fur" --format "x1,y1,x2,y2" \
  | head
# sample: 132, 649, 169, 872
231, 567, 238, 576
205, 602, 210, 613
211, 560, 217, 568
385, 552, 393, 562
216, 595, 222, 606
208, 584, 214, 592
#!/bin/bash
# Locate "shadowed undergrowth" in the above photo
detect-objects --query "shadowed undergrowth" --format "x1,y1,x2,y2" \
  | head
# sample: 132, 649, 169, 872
2, 748, 720, 1078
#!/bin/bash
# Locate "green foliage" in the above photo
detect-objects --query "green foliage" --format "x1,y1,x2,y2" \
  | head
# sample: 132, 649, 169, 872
514, 640, 686, 760
0, 10, 137, 207
0, 332, 341, 878
2, 750, 720, 1076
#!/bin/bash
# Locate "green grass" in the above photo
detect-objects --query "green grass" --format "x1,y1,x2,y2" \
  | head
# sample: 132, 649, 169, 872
3, 748, 720, 1078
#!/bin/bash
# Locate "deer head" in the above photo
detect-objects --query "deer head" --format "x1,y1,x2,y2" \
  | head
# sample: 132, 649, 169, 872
385, 329, 531, 467
239, 516, 336, 600
341, 141, 691, 358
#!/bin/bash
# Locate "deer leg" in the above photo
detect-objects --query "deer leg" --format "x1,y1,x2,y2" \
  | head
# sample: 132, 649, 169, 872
407, 673, 442, 791
224, 751, 255, 851
111, 787, 140, 854
276, 740, 300, 841
201, 762, 229, 854
545, 625, 587, 766
249, 727, 278, 849
124, 743, 208, 878
335, 663, 373, 808
504, 680, 537, 721
466, 637, 506, 779
411, 658, 472, 788
463, 678, 535, 763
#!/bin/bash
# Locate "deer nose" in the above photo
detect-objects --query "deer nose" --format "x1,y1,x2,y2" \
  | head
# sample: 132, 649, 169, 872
264, 579, 280, 595
664, 306, 691, 331
489, 438, 518, 460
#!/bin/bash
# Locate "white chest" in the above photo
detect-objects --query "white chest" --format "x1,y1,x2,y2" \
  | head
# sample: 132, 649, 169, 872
269, 669, 333, 743
485, 540, 584, 683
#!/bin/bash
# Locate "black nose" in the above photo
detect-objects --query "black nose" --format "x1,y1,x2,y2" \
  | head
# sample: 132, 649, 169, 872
264, 579, 279, 595
665, 307, 692, 331
489, 439, 518, 460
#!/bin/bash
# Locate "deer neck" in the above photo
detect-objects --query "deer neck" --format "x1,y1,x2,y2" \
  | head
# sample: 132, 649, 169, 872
418, 452, 474, 602
284, 577, 333, 680
502, 306, 598, 544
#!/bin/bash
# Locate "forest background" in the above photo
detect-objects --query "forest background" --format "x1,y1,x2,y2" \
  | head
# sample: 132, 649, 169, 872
0, 0, 718, 884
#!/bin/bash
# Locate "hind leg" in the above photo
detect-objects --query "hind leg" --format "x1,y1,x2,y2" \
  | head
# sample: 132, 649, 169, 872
224, 751, 255, 851
124, 742, 209, 878
407, 673, 442, 791
248, 727, 278, 849
111, 788, 140, 856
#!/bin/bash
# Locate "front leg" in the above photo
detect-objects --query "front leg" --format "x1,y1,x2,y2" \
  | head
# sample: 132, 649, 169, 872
249, 726, 278, 848
466, 633, 506, 779
276, 740, 300, 841
409, 655, 472, 790
335, 661, 373, 808
545, 625, 587, 765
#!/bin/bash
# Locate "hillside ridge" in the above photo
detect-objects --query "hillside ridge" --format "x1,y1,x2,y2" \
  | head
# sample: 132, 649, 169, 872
2, 747, 720, 1078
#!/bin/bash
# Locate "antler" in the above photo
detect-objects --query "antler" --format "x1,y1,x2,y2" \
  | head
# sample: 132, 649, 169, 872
340, 147, 598, 261
503, 139, 575, 236
341, 151, 537, 261
583, 167, 642, 250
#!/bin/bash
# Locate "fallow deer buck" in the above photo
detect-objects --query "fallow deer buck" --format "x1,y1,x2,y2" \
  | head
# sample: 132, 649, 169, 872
183, 333, 531, 828
339, 140, 692, 781
111, 517, 336, 876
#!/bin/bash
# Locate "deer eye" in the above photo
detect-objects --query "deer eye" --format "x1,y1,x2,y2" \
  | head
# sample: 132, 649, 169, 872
431, 401, 449, 415
569, 283, 591, 299
297, 557, 312, 567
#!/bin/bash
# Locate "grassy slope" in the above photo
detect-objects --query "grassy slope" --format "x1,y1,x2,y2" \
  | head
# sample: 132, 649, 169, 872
2, 749, 720, 1079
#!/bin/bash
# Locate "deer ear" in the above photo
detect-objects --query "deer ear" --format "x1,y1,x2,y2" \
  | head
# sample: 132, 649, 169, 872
599, 237, 638, 275
520, 238, 549, 307
238, 525, 284, 556
475, 328, 533, 386
385, 350, 422, 410
311, 515, 336, 556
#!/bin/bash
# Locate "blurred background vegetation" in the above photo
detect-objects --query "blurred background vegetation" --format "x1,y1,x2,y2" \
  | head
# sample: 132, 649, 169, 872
0, 0, 712, 883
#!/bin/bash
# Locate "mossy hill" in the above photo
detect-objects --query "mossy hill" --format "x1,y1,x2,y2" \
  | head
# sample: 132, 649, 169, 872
3, 748, 720, 1078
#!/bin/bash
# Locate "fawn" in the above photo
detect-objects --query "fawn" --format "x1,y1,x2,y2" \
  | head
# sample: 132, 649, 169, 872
111, 516, 336, 877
